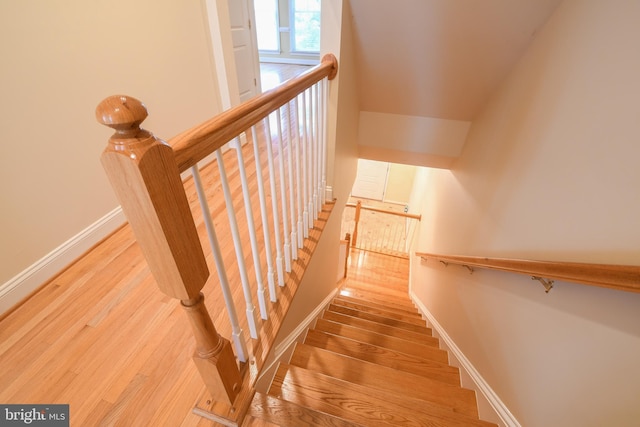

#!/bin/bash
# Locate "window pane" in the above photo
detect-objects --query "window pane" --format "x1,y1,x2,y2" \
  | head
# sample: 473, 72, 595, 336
292, 0, 320, 53
255, 0, 279, 52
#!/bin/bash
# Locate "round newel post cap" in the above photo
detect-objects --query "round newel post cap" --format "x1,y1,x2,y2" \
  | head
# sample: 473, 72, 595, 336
96, 95, 148, 134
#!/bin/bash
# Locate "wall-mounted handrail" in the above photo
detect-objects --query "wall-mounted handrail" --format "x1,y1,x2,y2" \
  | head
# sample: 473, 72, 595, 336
417, 252, 640, 294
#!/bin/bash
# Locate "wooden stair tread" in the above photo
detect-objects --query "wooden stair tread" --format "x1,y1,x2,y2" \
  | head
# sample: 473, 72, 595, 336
313, 318, 448, 363
247, 392, 365, 427
326, 304, 431, 334
322, 310, 437, 345
290, 343, 479, 417
329, 300, 426, 325
270, 364, 497, 427
338, 285, 415, 310
339, 285, 414, 307
304, 329, 460, 385
334, 293, 419, 317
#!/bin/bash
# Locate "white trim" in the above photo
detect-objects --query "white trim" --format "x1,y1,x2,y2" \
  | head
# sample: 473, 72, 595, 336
257, 287, 339, 384
275, 287, 338, 356
0, 207, 126, 316
259, 56, 319, 66
409, 290, 521, 427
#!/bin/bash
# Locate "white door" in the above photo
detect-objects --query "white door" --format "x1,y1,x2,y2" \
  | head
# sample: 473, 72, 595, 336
351, 159, 389, 201
228, 0, 261, 102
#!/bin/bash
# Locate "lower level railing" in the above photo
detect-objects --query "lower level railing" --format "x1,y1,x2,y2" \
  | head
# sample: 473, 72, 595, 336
95, 55, 337, 420
342, 200, 421, 258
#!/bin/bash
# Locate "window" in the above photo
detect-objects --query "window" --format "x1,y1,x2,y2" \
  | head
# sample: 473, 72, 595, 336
291, 0, 320, 53
255, 0, 279, 52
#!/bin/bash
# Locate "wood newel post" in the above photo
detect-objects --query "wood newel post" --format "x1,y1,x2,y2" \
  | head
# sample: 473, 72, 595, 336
344, 233, 351, 278
95, 95, 241, 405
182, 293, 242, 403
352, 200, 362, 247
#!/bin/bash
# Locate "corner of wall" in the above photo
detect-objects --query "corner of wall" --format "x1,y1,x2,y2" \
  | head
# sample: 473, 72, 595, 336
409, 286, 519, 427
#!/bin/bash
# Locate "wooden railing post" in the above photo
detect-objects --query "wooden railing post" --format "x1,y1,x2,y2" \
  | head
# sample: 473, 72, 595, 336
352, 200, 362, 247
344, 233, 351, 278
96, 95, 241, 405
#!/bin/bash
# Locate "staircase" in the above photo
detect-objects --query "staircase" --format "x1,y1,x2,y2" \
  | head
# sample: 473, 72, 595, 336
244, 251, 498, 427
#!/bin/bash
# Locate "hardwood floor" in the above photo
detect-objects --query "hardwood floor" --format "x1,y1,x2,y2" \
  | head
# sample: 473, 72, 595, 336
259, 63, 312, 91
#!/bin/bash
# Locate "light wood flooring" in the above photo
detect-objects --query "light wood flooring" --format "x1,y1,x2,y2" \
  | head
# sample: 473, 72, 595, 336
259, 63, 312, 91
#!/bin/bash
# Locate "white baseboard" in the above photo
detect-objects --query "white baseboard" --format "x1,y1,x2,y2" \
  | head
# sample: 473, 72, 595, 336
410, 291, 521, 427
0, 207, 126, 316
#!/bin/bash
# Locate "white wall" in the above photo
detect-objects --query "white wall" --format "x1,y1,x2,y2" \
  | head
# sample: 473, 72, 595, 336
0, 0, 222, 312
411, 1, 640, 426
358, 112, 470, 169
322, 0, 360, 205
385, 163, 416, 205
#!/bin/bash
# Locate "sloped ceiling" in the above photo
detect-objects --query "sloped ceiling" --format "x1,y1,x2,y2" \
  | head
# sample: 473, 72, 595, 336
349, 0, 563, 121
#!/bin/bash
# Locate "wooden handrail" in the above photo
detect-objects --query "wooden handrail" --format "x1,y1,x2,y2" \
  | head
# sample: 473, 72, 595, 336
416, 252, 640, 294
345, 202, 421, 220
171, 53, 338, 172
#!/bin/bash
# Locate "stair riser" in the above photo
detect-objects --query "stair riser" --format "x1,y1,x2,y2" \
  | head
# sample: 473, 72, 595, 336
273, 365, 496, 427
314, 319, 448, 363
343, 281, 413, 301
334, 295, 423, 318
329, 301, 426, 326
290, 344, 479, 417
304, 330, 461, 385
327, 304, 432, 334
322, 310, 438, 346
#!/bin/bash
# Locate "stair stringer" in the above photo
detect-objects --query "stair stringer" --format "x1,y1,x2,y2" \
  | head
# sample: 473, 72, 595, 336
253, 288, 340, 392
409, 289, 521, 427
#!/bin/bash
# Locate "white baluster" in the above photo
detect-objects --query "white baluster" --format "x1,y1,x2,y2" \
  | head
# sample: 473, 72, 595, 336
293, 96, 304, 249
276, 107, 292, 273
264, 116, 285, 287
285, 102, 298, 261
321, 77, 328, 205
395, 221, 404, 253
231, 138, 268, 320
315, 81, 322, 216
191, 166, 248, 363
311, 84, 319, 221
299, 90, 310, 237
250, 126, 277, 302
215, 149, 260, 339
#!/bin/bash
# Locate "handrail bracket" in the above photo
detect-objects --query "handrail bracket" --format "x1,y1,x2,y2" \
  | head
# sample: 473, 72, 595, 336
531, 276, 554, 293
